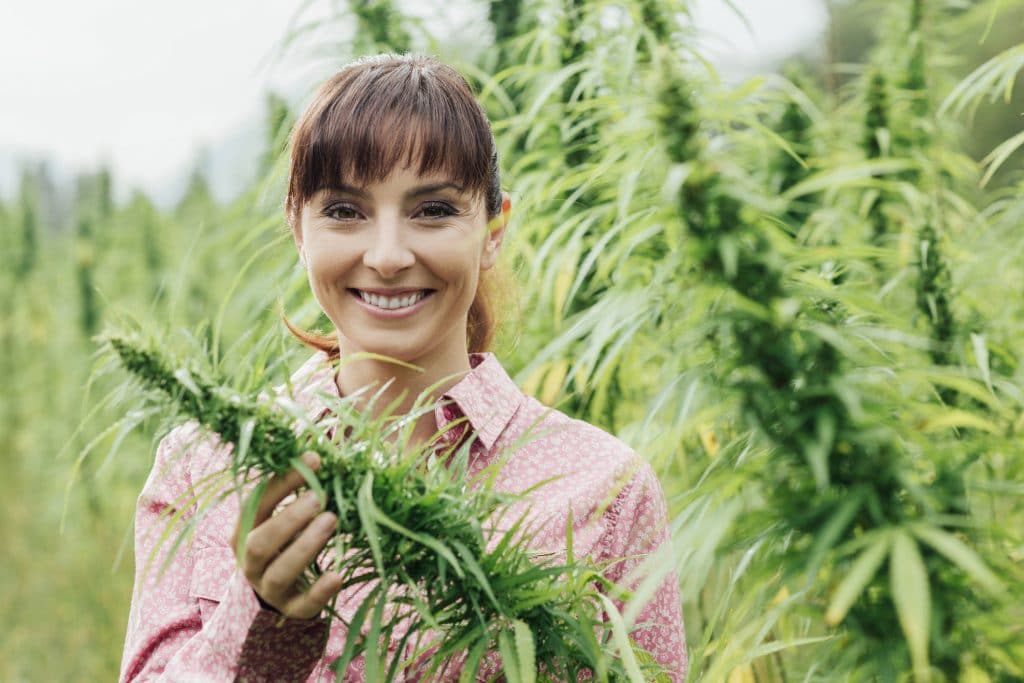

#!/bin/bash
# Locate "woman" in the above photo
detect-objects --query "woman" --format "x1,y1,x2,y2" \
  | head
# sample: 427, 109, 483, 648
120, 54, 686, 682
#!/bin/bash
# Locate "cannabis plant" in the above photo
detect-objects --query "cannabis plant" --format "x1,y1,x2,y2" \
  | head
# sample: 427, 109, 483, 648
105, 331, 663, 683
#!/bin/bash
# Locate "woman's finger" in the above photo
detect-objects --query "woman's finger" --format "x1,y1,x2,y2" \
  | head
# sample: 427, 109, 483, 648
252, 451, 322, 526
258, 511, 337, 600
282, 570, 345, 620
231, 451, 320, 550
242, 491, 325, 584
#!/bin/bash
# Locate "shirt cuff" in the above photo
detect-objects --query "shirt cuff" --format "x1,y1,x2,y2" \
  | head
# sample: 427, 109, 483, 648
237, 609, 329, 682
226, 572, 329, 682
197, 568, 329, 681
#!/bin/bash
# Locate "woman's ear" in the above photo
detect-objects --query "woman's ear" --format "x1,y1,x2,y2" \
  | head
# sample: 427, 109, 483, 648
481, 192, 510, 270
290, 210, 306, 268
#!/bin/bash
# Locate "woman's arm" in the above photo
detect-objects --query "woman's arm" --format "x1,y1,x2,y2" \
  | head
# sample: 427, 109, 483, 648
119, 425, 330, 682
602, 462, 688, 682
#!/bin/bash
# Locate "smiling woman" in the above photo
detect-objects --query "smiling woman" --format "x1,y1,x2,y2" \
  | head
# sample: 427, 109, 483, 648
119, 54, 687, 682
284, 54, 509, 450
284, 54, 504, 359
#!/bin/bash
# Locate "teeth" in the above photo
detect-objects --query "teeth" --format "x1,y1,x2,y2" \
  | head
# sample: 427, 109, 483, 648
358, 290, 426, 310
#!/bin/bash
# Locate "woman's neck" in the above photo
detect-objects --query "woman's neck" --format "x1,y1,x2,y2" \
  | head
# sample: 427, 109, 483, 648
334, 341, 473, 447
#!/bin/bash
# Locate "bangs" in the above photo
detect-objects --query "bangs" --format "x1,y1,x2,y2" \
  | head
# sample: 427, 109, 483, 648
288, 57, 497, 220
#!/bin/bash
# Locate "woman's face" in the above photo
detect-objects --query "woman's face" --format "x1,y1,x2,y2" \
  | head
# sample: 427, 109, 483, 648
294, 164, 504, 367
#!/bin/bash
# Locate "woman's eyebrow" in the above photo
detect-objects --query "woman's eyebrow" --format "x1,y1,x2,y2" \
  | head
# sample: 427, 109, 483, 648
405, 182, 465, 199
319, 184, 369, 199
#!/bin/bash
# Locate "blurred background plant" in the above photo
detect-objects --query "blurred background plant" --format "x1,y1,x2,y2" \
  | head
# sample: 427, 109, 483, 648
2, 0, 1023, 680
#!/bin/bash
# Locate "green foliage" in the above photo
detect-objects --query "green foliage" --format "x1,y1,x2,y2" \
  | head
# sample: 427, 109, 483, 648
15, 168, 39, 278
75, 216, 100, 337
488, 0, 523, 45
4, 0, 1024, 681
262, 92, 294, 173
351, 0, 412, 53
492, 1, 1024, 680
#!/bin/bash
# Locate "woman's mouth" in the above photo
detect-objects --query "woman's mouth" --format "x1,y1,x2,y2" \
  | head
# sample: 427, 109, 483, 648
350, 288, 434, 314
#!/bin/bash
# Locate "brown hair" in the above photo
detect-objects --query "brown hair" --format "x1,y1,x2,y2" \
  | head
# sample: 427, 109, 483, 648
284, 54, 504, 357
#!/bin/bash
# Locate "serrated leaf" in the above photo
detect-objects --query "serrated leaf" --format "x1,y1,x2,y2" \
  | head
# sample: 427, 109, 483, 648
459, 639, 488, 683
235, 478, 266, 563
806, 490, 865, 586
540, 359, 569, 406
356, 473, 384, 573
970, 333, 994, 394
513, 620, 536, 683
364, 592, 387, 682
173, 367, 202, 395
921, 409, 1001, 434
499, 629, 522, 683
331, 584, 381, 678
911, 524, 1004, 596
748, 635, 833, 657
598, 594, 645, 683
781, 159, 918, 200
520, 363, 547, 399
960, 664, 994, 683
979, 128, 1024, 187
922, 372, 1007, 415
727, 664, 756, 683
236, 418, 254, 464
553, 263, 574, 324
291, 455, 324, 503
825, 531, 892, 626
891, 531, 931, 681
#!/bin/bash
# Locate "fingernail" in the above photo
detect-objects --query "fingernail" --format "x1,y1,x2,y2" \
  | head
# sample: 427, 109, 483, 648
302, 452, 321, 470
303, 491, 321, 509
318, 513, 336, 532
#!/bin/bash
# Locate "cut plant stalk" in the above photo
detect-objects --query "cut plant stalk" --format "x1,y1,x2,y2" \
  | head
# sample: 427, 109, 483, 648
104, 331, 662, 683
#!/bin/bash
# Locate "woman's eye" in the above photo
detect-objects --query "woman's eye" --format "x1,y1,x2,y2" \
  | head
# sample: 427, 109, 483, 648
324, 203, 361, 221
417, 201, 457, 219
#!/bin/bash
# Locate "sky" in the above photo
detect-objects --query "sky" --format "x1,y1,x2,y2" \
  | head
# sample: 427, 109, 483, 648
0, 0, 828, 204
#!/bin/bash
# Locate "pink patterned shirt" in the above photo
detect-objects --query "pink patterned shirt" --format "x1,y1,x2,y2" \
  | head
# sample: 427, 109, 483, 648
120, 352, 687, 681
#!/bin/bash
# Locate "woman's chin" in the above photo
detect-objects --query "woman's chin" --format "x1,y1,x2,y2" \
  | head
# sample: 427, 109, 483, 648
339, 336, 427, 367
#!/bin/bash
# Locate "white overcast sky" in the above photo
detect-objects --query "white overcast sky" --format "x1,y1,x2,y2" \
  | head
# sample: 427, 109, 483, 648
0, 0, 827, 202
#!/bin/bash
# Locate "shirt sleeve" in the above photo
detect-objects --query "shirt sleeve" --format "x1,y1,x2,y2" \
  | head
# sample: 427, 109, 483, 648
602, 462, 688, 682
119, 424, 328, 682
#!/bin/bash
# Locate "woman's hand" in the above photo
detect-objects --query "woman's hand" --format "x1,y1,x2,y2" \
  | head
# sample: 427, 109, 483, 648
231, 452, 344, 619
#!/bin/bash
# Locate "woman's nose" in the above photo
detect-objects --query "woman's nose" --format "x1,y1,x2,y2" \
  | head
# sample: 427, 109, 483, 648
362, 220, 415, 278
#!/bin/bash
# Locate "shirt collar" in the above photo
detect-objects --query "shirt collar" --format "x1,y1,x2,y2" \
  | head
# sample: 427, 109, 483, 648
287, 351, 523, 451
442, 353, 523, 451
